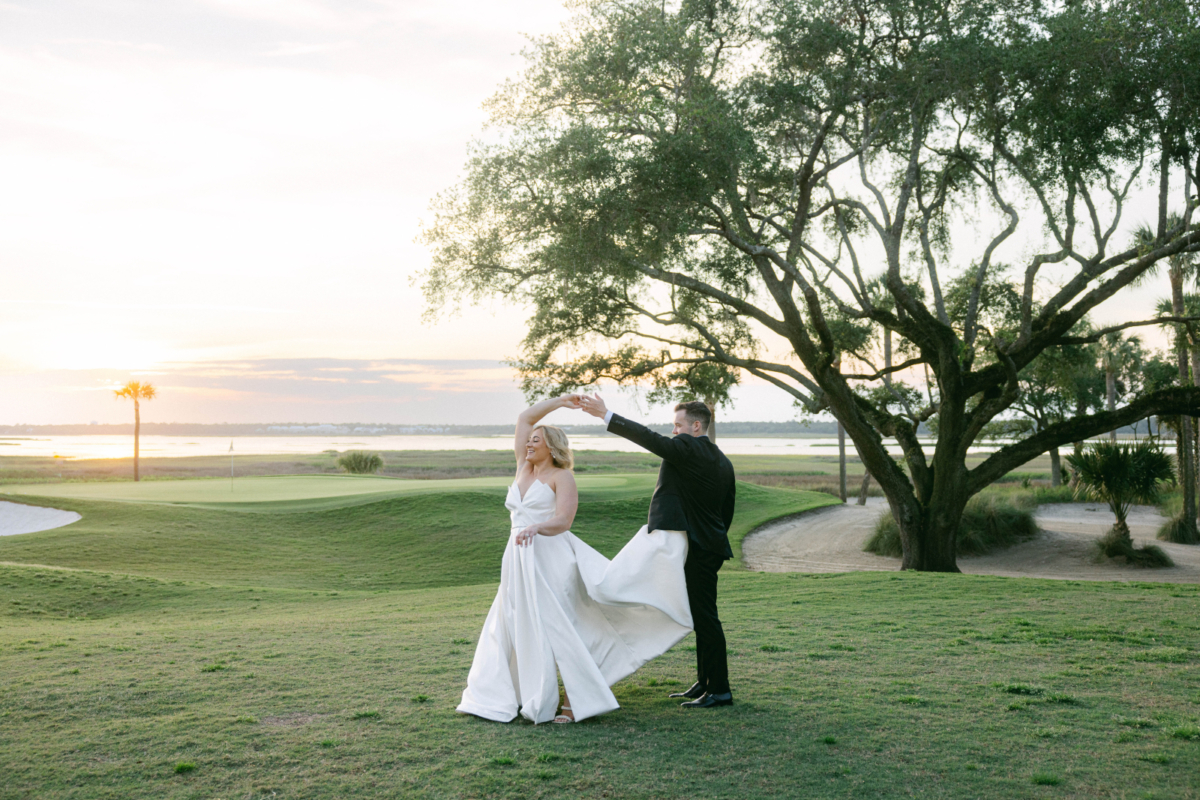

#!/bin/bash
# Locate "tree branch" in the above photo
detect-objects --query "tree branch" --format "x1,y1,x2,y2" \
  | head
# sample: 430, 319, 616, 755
1058, 315, 1200, 344
968, 387, 1200, 493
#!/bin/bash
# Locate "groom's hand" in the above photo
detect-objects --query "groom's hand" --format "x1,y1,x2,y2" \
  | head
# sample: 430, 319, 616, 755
580, 393, 608, 420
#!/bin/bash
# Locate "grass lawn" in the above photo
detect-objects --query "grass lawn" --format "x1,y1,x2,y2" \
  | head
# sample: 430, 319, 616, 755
1, 476, 1197, 798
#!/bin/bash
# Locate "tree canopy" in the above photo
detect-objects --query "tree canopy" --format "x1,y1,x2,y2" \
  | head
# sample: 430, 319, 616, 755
423, 0, 1200, 570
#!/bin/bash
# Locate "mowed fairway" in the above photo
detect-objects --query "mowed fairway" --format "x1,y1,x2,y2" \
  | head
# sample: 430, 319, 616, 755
1, 477, 1199, 799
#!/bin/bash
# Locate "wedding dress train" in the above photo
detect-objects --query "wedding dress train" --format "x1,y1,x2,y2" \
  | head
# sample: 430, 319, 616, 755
456, 479, 692, 724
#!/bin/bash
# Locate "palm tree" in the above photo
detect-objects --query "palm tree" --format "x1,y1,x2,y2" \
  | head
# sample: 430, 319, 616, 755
113, 381, 157, 481
1139, 215, 1200, 538
1098, 332, 1144, 441
1066, 439, 1174, 548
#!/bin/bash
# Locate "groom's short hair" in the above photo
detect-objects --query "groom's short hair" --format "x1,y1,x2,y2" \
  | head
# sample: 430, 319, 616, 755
674, 401, 711, 433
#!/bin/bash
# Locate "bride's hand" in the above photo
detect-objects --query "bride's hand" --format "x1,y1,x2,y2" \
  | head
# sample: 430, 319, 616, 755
516, 525, 540, 546
560, 394, 583, 409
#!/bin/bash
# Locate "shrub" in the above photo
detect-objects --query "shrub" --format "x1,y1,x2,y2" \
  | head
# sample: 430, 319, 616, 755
337, 451, 384, 475
1030, 485, 1078, 505
1158, 512, 1200, 544
1096, 529, 1175, 568
864, 496, 1037, 557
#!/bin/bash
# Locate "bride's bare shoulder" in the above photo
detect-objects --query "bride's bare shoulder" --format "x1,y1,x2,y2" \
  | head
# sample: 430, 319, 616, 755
547, 468, 576, 491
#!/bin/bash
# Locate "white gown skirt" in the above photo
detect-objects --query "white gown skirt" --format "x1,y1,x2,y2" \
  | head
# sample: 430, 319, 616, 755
456, 526, 692, 724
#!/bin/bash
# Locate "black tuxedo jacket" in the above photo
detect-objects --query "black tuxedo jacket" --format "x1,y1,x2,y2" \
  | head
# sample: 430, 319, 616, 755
607, 414, 736, 559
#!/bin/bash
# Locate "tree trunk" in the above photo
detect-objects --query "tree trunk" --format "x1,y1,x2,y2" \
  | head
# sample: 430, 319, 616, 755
1193, 419, 1199, 523
837, 419, 847, 503
892, 493, 964, 572
1070, 400, 1086, 488
1170, 270, 1197, 536
1189, 331, 1200, 525
1113, 514, 1132, 545
857, 470, 871, 505
1049, 447, 1062, 487
704, 398, 717, 443
883, 328, 893, 388
1106, 368, 1118, 441
133, 398, 141, 483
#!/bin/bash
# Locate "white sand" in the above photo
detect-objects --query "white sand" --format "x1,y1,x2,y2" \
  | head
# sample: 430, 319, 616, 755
743, 499, 1200, 583
0, 500, 81, 537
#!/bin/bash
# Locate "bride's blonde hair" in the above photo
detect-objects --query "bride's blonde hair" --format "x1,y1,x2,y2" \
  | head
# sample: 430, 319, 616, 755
533, 425, 574, 470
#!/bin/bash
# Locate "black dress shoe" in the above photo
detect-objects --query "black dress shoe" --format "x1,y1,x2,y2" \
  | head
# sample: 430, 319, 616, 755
681, 691, 733, 709
668, 682, 706, 699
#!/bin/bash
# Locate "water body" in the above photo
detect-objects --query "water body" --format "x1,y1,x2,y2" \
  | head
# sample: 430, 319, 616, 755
0, 434, 1004, 460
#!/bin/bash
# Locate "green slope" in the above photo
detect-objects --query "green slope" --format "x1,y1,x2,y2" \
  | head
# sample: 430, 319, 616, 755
0, 477, 835, 590
0, 473, 660, 511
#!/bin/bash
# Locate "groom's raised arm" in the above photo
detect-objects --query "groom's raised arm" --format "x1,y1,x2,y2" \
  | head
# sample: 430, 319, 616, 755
579, 393, 692, 461
605, 413, 691, 462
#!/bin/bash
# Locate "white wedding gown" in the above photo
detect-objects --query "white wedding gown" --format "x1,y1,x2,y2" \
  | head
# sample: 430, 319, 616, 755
456, 479, 693, 724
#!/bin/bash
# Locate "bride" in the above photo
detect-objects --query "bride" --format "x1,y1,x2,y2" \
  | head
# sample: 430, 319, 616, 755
456, 395, 693, 724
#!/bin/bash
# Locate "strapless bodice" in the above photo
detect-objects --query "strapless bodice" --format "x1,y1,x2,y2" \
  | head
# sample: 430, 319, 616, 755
506, 479, 557, 529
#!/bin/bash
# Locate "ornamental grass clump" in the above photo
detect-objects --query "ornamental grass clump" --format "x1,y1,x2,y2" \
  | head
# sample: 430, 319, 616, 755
1066, 440, 1175, 567
864, 495, 1037, 558
1158, 511, 1200, 545
337, 451, 384, 475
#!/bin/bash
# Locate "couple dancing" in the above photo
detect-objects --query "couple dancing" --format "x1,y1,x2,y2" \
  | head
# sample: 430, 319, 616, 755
456, 394, 736, 724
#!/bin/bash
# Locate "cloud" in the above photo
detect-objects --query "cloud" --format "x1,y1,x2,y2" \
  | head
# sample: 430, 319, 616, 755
261, 41, 351, 57
0, 357, 526, 424
0, 356, 811, 426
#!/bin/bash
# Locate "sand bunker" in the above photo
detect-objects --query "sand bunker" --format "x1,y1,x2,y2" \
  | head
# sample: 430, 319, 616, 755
743, 499, 1200, 583
0, 500, 81, 537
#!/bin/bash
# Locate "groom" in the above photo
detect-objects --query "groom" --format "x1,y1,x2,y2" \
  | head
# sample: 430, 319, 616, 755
580, 395, 735, 709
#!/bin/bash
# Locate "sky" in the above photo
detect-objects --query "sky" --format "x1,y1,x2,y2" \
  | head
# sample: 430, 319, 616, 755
0, 0, 1176, 426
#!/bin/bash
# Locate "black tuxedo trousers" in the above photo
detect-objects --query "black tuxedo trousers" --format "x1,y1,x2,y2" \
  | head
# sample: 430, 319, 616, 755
682, 545, 729, 695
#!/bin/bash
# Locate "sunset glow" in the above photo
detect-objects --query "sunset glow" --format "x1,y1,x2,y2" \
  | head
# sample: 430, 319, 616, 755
0, 0, 1174, 424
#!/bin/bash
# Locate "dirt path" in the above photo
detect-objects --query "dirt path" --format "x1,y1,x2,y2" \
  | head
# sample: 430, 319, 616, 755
743, 499, 1200, 583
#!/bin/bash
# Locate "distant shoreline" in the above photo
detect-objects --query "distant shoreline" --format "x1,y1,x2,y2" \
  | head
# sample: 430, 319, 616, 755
0, 420, 849, 437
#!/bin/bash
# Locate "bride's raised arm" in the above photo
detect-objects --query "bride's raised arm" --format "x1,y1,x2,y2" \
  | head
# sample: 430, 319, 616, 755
514, 395, 580, 471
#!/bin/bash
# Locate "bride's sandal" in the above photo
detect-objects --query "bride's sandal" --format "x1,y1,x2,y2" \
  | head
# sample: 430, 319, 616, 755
552, 706, 574, 724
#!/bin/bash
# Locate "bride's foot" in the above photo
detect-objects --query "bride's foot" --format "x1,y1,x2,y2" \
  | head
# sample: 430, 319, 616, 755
552, 705, 574, 724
